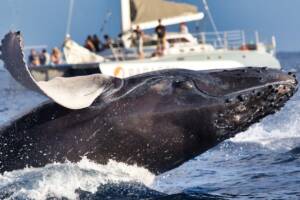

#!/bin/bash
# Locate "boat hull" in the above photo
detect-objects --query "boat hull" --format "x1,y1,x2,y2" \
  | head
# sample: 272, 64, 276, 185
100, 50, 281, 78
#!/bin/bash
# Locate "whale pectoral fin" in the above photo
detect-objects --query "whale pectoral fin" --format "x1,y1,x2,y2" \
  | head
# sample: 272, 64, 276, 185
1, 31, 42, 93
0, 31, 120, 110
38, 74, 113, 109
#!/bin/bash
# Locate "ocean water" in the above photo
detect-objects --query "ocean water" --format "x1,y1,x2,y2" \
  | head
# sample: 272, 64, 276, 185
0, 53, 300, 200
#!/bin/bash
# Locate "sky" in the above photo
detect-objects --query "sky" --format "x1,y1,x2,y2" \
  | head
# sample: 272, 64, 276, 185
0, 0, 299, 52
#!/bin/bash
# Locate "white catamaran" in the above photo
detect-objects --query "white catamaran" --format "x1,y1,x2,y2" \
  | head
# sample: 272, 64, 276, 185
61, 0, 281, 78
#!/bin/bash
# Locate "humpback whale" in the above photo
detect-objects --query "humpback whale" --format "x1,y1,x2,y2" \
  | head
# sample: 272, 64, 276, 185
0, 32, 297, 174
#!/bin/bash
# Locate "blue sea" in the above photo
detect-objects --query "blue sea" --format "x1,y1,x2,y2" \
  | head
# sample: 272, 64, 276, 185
0, 53, 300, 200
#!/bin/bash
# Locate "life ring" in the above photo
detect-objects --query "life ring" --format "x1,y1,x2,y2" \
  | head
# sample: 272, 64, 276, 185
114, 66, 124, 78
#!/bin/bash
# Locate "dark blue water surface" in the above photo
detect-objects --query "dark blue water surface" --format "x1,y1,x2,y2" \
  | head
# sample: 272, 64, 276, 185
0, 53, 299, 200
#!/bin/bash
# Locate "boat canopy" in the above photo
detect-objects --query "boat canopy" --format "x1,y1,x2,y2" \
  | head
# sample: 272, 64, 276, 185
63, 37, 105, 64
122, 0, 204, 31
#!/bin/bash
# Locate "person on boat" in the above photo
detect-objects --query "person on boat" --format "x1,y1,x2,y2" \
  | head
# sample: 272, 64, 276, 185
133, 25, 144, 59
179, 22, 189, 34
84, 35, 96, 52
117, 33, 125, 48
155, 19, 166, 56
50, 47, 63, 65
39, 49, 50, 66
28, 49, 40, 67
103, 34, 113, 49
92, 34, 101, 52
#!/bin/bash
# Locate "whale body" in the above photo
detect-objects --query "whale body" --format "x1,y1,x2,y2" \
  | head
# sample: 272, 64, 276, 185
0, 32, 297, 174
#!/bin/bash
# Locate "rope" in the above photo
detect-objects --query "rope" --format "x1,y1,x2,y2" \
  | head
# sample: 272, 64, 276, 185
100, 11, 113, 36
8, 0, 19, 31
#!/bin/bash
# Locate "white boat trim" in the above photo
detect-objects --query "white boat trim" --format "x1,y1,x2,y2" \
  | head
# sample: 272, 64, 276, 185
100, 60, 244, 78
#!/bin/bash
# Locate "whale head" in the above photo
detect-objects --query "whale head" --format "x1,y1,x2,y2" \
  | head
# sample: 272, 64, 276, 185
122, 68, 298, 146
198, 68, 297, 140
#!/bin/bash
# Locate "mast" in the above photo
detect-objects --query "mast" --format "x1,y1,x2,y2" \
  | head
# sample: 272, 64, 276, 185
120, 0, 132, 33
202, 0, 223, 47
66, 0, 75, 37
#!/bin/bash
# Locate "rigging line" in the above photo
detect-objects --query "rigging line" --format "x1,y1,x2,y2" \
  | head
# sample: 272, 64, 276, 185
66, 0, 75, 37
100, 11, 113, 35
8, 0, 19, 31
201, 0, 224, 47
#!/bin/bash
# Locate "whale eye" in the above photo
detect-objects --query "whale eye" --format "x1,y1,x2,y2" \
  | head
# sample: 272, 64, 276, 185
173, 80, 184, 88
173, 80, 194, 89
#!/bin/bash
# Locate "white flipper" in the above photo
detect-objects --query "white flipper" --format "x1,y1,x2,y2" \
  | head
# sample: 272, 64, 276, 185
0, 32, 119, 109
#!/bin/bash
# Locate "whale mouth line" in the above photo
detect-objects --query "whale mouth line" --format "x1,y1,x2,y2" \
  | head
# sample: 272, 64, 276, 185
193, 79, 297, 99
226, 80, 297, 97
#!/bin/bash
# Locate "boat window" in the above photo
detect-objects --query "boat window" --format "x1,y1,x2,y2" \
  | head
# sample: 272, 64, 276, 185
167, 38, 189, 44
143, 40, 158, 46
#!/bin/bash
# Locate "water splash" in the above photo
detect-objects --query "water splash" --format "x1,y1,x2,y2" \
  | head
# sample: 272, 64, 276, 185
231, 94, 300, 151
0, 158, 155, 199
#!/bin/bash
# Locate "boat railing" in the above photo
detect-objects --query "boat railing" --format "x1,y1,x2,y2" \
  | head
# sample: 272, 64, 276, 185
24, 45, 48, 52
193, 30, 247, 50
24, 45, 49, 56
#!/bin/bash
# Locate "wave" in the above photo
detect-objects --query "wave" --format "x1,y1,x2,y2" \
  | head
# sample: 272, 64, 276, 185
0, 158, 155, 200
